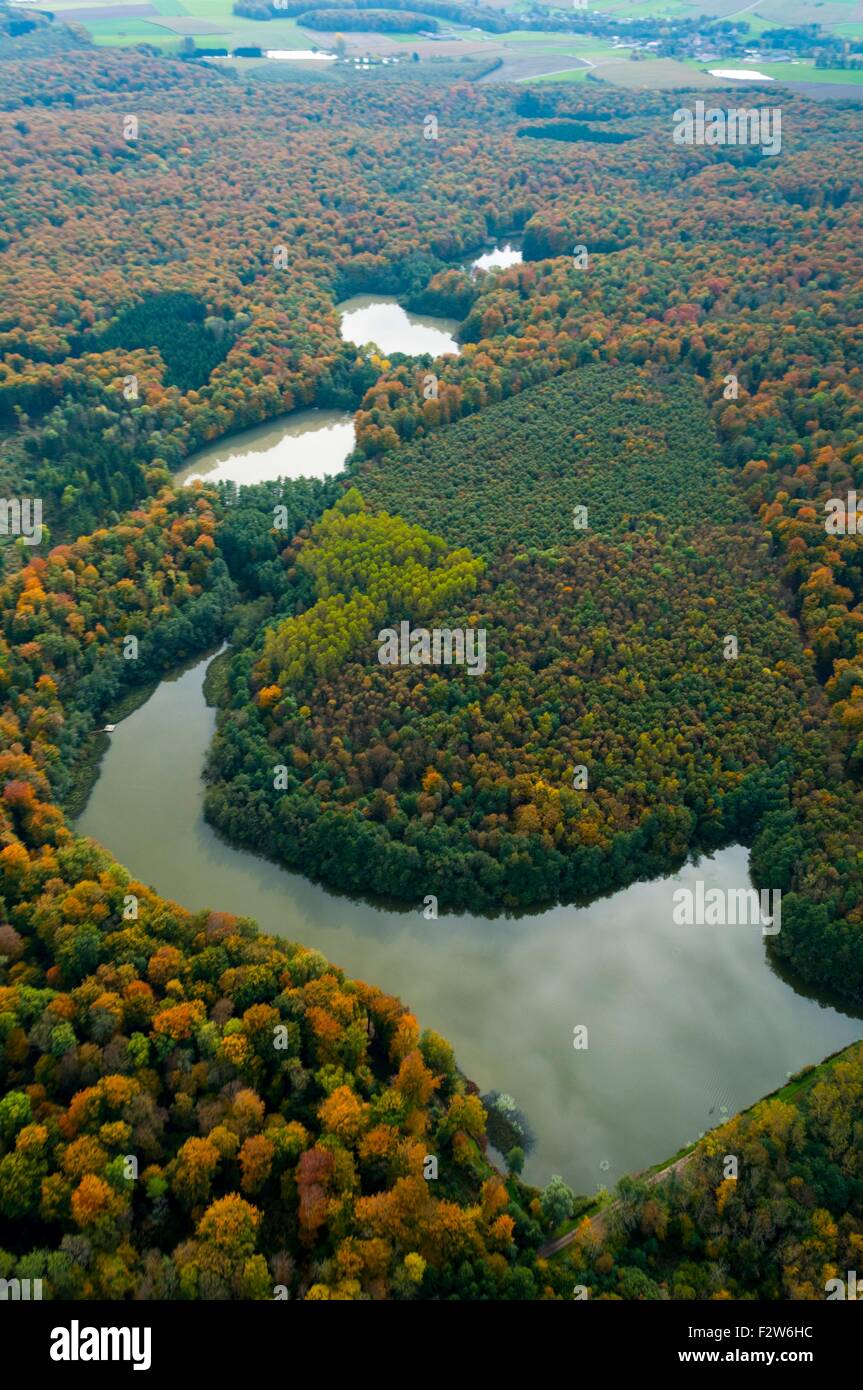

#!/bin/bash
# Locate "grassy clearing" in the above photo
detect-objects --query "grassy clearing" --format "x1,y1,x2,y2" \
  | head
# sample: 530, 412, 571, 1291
528, 65, 591, 82
490, 29, 587, 45
685, 59, 863, 86
739, 14, 783, 35
232, 17, 319, 46
756, 0, 860, 21
602, 0, 691, 15
595, 55, 729, 87
87, 19, 180, 46
174, 0, 235, 18
74, 0, 321, 51
496, 30, 621, 54
753, 62, 863, 85
543, 0, 688, 12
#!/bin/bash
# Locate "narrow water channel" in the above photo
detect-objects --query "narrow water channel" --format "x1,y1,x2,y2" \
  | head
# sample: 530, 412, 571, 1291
77, 653, 862, 1193
149, 274, 862, 1190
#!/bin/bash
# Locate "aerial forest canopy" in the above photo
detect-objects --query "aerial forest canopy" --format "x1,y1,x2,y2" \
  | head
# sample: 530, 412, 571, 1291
0, 32, 862, 1303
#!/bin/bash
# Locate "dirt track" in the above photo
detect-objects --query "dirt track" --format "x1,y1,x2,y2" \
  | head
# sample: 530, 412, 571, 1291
538, 1150, 696, 1259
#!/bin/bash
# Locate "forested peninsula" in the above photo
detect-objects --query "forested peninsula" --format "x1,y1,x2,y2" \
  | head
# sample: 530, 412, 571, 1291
1, 32, 862, 1300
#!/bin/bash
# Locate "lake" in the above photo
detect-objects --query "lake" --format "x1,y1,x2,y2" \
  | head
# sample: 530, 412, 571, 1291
77, 652, 862, 1193
176, 408, 355, 488
174, 293, 463, 490
337, 295, 460, 357
468, 239, 523, 274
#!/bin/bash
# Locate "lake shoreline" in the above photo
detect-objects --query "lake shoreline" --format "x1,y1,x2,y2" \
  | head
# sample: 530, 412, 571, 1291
76, 648, 863, 1191
173, 255, 521, 488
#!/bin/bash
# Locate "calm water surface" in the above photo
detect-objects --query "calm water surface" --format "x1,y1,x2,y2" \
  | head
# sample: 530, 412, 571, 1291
175, 408, 354, 488
174, 292, 462, 490
469, 239, 523, 274
78, 654, 862, 1192
338, 295, 460, 357
177, 272, 523, 490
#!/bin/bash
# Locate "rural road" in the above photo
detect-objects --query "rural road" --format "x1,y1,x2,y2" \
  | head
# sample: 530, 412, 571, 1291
538, 1150, 696, 1259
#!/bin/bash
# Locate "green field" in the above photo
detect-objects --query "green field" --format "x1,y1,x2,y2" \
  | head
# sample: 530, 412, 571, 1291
81, 0, 323, 51
686, 58, 863, 86
738, 14, 782, 35
487, 29, 605, 48
522, 64, 589, 82
87, 17, 179, 47
601, 0, 691, 15
752, 61, 863, 84
48, 0, 863, 74
544, 0, 691, 13
526, 64, 591, 82
492, 32, 626, 67
593, 55, 732, 87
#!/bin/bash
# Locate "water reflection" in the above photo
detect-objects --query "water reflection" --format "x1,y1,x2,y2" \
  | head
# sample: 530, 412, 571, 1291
77, 653, 863, 1192
338, 295, 460, 357
469, 239, 523, 274
175, 408, 354, 487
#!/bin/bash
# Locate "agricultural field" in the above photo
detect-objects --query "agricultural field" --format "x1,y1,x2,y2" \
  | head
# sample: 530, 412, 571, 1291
530, 63, 590, 80
39, 0, 322, 50
14, 0, 863, 90
671, 54, 863, 93
748, 59, 863, 82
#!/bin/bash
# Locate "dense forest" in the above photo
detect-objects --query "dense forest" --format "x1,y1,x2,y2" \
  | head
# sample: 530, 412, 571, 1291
205, 386, 839, 921
0, 483, 571, 1300
233, 0, 512, 29
1, 36, 863, 1300
0, 467, 857, 1300
559, 1042, 863, 1301
206, 363, 863, 996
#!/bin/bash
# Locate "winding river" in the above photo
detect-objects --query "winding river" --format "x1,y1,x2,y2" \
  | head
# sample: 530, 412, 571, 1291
78, 654, 862, 1193
96, 276, 860, 1193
